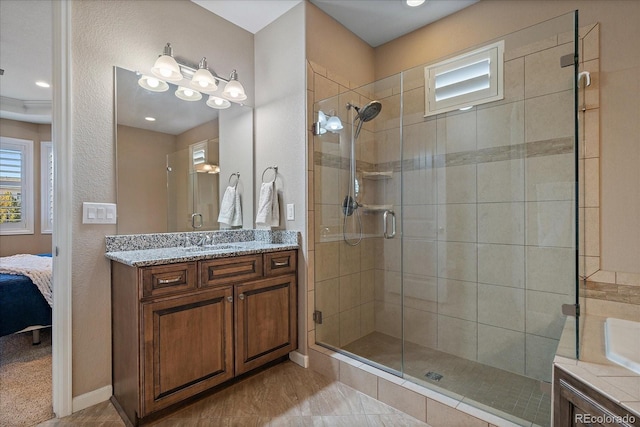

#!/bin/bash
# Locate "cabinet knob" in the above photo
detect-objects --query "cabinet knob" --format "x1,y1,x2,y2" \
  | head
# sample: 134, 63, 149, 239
227, 296, 233, 303
238, 293, 245, 300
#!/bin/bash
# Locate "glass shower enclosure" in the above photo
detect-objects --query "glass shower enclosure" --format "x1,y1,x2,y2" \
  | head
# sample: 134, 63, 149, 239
313, 12, 578, 426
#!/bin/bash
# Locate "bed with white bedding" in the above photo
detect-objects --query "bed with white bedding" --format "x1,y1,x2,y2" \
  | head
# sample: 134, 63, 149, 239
0, 254, 52, 343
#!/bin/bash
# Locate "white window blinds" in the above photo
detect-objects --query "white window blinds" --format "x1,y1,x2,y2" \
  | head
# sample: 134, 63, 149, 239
0, 137, 34, 235
425, 40, 504, 117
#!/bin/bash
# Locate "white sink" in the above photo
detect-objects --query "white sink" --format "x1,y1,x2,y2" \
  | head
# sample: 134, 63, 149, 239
604, 318, 640, 374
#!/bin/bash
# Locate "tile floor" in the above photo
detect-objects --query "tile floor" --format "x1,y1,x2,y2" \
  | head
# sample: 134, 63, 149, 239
342, 332, 551, 426
37, 361, 430, 426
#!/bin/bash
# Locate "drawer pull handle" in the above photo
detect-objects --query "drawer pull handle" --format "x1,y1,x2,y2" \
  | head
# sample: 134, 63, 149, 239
157, 276, 182, 285
273, 260, 289, 267
238, 293, 245, 300
227, 296, 233, 303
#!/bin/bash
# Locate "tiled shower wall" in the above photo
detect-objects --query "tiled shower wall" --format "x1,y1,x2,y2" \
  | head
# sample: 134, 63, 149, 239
377, 32, 578, 383
307, 23, 626, 387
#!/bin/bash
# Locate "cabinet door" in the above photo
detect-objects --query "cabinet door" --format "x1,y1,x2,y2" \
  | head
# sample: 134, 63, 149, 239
141, 287, 233, 415
235, 274, 297, 375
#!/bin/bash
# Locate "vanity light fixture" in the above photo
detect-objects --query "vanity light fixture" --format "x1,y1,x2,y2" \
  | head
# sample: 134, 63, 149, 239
191, 58, 218, 92
313, 110, 343, 135
195, 163, 221, 174
175, 86, 203, 101
151, 43, 182, 82
326, 115, 343, 132
138, 75, 169, 92
206, 95, 231, 109
142, 43, 247, 108
222, 70, 247, 101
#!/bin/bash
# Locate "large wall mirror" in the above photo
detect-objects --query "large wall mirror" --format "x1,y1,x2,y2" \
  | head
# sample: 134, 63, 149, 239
115, 66, 253, 234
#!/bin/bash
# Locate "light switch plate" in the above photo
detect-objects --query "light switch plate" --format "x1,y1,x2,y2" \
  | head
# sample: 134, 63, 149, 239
83, 202, 117, 224
286, 203, 295, 221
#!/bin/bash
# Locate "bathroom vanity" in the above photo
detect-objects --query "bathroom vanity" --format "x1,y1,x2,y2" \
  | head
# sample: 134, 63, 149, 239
106, 231, 299, 425
553, 315, 640, 427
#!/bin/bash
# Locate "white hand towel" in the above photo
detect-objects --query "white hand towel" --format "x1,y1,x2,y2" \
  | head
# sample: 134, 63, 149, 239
218, 186, 236, 225
231, 190, 243, 227
256, 181, 280, 227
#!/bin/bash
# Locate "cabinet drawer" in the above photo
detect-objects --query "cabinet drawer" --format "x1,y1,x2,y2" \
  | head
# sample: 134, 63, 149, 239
264, 251, 297, 277
142, 262, 197, 298
200, 254, 263, 287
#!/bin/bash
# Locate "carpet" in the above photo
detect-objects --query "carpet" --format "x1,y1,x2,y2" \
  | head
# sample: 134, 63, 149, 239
0, 329, 54, 427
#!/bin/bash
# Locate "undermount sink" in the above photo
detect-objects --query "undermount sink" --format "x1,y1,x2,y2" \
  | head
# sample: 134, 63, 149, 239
604, 318, 640, 374
179, 244, 238, 253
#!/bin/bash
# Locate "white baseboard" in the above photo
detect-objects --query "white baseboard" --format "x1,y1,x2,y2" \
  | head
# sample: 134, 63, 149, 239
72, 385, 112, 413
289, 351, 309, 368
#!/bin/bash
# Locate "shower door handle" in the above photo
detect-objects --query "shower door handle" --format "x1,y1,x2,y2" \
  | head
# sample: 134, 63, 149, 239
383, 210, 396, 239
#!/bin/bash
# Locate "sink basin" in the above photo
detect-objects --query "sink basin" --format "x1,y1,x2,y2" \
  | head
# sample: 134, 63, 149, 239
604, 318, 640, 374
179, 244, 238, 253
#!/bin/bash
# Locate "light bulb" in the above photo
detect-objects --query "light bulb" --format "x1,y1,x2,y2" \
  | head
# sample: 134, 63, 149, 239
160, 68, 172, 78
147, 78, 159, 88
184, 88, 194, 97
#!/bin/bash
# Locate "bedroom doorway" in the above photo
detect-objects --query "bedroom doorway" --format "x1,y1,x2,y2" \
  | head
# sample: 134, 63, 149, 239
0, 1, 63, 425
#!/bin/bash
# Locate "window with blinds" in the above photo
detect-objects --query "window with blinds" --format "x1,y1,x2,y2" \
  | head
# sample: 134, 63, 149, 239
41, 141, 53, 234
190, 141, 207, 173
0, 137, 34, 235
425, 40, 504, 117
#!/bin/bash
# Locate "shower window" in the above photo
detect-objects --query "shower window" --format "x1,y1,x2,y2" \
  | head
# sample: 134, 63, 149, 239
425, 40, 504, 116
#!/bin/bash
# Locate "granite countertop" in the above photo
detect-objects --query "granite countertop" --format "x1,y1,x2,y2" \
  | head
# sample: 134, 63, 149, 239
104, 229, 300, 267
554, 313, 640, 417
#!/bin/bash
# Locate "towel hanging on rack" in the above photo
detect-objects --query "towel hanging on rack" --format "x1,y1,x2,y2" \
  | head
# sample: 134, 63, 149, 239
218, 172, 242, 227
256, 167, 279, 227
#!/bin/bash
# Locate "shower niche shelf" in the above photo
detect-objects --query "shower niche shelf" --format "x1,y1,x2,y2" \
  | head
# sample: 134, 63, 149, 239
362, 171, 393, 180
362, 204, 393, 212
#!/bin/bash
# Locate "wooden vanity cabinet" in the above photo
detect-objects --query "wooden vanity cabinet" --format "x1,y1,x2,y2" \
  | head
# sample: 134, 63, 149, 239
111, 250, 297, 426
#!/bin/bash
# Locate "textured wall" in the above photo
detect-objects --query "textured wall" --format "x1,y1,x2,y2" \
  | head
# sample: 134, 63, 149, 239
254, 3, 308, 351
71, 0, 253, 398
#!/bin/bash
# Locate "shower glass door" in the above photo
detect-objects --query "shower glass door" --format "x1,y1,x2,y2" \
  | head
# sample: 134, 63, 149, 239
313, 10, 578, 427
313, 73, 404, 374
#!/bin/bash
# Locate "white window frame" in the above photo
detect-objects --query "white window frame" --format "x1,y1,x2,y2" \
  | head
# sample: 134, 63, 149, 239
190, 140, 207, 173
41, 141, 53, 234
0, 136, 34, 235
425, 40, 504, 117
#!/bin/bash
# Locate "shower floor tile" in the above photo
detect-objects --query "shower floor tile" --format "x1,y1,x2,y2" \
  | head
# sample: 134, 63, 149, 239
342, 332, 551, 426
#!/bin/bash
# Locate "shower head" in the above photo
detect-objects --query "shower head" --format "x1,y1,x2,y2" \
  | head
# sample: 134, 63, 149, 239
349, 100, 382, 139
355, 100, 382, 122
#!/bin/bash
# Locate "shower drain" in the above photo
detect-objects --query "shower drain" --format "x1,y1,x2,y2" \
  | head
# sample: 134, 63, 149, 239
425, 371, 443, 382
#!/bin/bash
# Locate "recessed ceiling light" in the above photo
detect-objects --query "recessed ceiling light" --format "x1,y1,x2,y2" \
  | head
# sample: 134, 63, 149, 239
406, 0, 426, 6
144, 117, 156, 122
36, 81, 50, 88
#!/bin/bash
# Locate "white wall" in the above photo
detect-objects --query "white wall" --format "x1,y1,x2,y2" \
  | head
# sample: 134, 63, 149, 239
71, 0, 254, 398
254, 3, 308, 351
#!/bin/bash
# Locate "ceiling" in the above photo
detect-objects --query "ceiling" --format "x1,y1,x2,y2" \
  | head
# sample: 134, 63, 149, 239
0, 0, 53, 124
193, 0, 479, 47
0, 0, 478, 127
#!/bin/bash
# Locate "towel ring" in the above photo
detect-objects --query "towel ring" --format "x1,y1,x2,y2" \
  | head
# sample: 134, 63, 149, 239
261, 165, 278, 183
229, 172, 240, 189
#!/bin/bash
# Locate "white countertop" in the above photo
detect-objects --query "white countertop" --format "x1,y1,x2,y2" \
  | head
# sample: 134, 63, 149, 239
554, 314, 640, 417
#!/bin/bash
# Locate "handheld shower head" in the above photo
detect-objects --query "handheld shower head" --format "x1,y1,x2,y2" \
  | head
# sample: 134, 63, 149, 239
349, 100, 382, 139
355, 100, 382, 122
